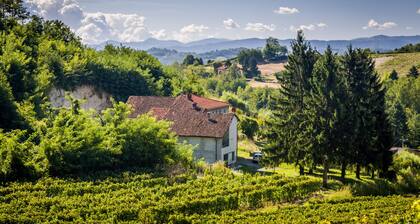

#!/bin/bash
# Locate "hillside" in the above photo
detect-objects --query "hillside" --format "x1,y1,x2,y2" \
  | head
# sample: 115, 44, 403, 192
374, 52, 420, 78
1, 169, 418, 223
92, 35, 420, 54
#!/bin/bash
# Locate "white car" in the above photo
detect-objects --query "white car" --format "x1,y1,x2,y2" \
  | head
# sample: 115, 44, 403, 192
252, 152, 263, 163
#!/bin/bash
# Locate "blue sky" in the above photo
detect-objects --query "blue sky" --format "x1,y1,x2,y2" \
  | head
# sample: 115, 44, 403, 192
25, 0, 420, 43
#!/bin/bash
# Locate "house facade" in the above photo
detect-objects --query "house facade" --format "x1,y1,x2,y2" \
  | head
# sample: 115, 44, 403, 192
127, 94, 237, 165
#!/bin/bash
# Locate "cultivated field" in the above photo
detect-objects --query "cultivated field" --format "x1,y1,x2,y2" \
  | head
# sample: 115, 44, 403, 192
1, 170, 417, 223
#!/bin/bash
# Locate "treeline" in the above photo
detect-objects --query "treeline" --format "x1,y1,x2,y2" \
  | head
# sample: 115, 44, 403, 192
264, 31, 400, 186
391, 43, 420, 53
0, 1, 191, 181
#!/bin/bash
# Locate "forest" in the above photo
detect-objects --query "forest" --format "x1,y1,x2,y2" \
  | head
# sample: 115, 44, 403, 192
0, 1, 419, 223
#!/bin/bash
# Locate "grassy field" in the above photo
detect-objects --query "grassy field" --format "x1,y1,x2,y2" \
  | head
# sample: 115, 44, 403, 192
247, 62, 285, 89
374, 52, 420, 79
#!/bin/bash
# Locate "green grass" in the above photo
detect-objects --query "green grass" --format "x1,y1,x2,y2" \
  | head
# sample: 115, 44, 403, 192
238, 138, 261, 158
374, 52, 420, 79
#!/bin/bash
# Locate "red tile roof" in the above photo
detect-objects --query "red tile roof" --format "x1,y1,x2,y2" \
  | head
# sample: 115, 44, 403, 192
127, 94, 235, 138
127, 96, 174, 118
189, 94, 229, 110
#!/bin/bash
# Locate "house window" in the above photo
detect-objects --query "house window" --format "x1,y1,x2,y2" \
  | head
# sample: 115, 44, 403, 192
223, 153, 229, 161
231, 151, 235, 160
222, 131, 229, 147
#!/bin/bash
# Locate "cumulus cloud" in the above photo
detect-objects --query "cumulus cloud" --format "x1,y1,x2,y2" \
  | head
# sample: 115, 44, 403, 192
417, 8, 420, 14
289, 23, 327, 32
172, 24, 209, 42
24, 0, 168, 44
150, 29, 167, 39
245, 23, 275, 32
180, 24, 209, 33
25, 0, 84, 28
223, 18, 240, 29
274, 6, 299, 14
363, 19, 397, 30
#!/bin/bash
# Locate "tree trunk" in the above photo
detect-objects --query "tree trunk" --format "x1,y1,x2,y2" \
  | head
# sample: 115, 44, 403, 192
299, 165, 304, 176
323, 158, 329, 188
356, 163, 361, 179
308, 167, 314, 175
340, 162, 346, 182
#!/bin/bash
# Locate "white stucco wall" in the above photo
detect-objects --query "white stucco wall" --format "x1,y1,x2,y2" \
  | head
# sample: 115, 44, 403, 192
179, 136, 218, 163
221, 116, 238, 165
48, 85, 112, 111
179, 116, 238, 165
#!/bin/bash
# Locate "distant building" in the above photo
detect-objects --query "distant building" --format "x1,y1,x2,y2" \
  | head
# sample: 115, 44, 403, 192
389, 147, 420, 156
127, 94, 238, 165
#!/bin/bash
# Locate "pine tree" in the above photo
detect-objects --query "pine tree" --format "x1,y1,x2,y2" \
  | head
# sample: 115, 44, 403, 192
342, 47, 376, 179
407, 66, 418, 79
389, 69, 398, 80
305, 46, 344, 186
264, 31, 318, 175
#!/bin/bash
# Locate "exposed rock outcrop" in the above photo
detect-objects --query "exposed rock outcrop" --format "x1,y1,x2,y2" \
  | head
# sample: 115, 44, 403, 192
49, 85, 112, 112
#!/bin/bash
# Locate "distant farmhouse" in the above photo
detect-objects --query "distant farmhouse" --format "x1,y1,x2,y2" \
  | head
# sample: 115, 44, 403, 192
127, 94, 238, 165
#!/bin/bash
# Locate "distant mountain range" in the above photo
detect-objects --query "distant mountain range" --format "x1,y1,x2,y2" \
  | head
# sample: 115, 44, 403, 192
90, 35, 420, 64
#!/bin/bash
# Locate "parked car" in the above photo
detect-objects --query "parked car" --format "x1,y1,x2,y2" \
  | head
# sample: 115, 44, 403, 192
252, 152, 263, 163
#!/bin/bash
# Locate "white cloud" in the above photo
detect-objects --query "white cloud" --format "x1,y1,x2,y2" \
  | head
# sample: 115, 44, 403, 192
76, 12, 149, 44
223, 18, 240, 29
150, 29, 167, 39
180, 24, 209, 33
245, 23, 275, 32
317, 23, 327, 28
417, 8, 420, 14
274, 6, 299, 14
25, 0, 84, 28
24, 0, 158, 44
289, 23, 327, 32
172, 24, 209, 42
406, 26, 413, 30
362, 19, 397, 30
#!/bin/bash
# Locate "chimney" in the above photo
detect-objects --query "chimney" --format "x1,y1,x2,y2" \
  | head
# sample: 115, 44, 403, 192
187, 93, 192, 101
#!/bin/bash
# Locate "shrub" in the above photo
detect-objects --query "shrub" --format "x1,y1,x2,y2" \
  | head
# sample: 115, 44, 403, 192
392, 150, 420, 193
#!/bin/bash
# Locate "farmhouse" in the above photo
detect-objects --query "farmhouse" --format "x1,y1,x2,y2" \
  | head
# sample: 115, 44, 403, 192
127, 94, 238, 165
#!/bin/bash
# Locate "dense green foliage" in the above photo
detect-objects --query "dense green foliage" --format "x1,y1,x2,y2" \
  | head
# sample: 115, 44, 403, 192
0, 101, 193, 180
385, 73, 420, 148
237, 49, 263, 78
265, 32, 393, 186
392, 150, 420, 192
182, 54, 204, 66
263, 37, 288, 62
392, 43, 420, 53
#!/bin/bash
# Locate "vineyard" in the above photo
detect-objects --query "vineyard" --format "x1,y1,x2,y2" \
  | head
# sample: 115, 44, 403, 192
0, 170, 418, 223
